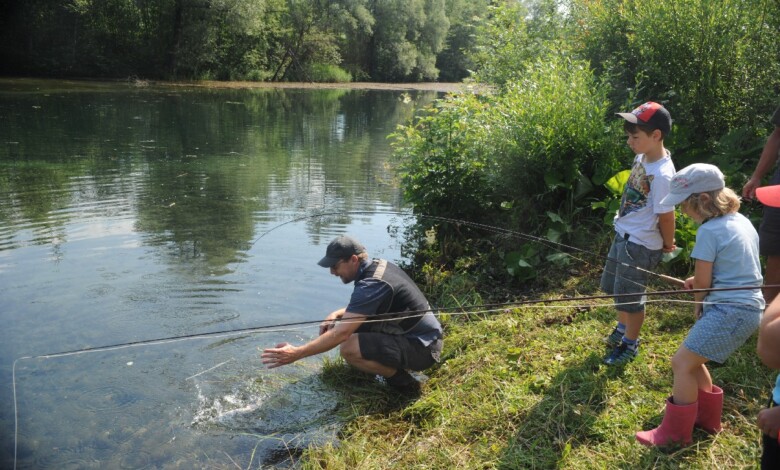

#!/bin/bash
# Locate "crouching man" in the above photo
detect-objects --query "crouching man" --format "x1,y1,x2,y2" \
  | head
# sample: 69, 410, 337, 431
261, 235, 443, 394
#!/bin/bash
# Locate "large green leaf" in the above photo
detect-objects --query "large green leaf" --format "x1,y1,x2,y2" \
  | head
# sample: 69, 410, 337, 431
604, 170, 631, 196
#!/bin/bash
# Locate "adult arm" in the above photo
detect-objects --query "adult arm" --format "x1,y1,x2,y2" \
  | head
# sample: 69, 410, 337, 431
261, 311, 366, 368
657, 211, 676, 252
683, 259, 713, 319
758, 407, 780, 438
320, 307, 345, 335
743, 125, 780, 200
758, 297, 780, 369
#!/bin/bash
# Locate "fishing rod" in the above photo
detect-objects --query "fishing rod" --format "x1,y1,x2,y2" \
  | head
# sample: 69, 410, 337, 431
15, 284, 773, 362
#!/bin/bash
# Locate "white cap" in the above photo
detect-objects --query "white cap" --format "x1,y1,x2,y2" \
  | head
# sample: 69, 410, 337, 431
660, 163, 725, 206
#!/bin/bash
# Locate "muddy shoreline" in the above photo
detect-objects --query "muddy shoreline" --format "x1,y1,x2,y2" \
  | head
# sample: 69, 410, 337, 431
0, 76, 477, 94
163, 79, 476, 93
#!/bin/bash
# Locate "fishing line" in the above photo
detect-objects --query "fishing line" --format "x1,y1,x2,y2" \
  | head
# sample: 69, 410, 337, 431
249, 209, 684, 291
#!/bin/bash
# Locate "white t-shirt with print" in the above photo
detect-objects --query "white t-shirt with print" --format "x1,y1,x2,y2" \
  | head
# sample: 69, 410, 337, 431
614, 152, 675, 250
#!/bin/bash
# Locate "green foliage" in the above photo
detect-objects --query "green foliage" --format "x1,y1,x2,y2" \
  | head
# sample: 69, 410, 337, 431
306, 63, 352, 83
393, 92, 497, 221
435, 0, 491, 81
395, 49, 617, 279
369, 0, 451, 81
470, 0, 569, 87
489, 55, 614, 210
0, 0, 483, 83
573, 0, 780, 144
591, 168, 628, 223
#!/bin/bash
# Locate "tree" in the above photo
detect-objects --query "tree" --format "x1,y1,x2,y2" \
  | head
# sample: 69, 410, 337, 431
369, 0, 450, 81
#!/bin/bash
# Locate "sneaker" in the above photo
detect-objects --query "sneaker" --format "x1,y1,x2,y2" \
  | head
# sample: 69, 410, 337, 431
603, 342, 638, 366
604, 328, 623, 348
386, 369, 421, 395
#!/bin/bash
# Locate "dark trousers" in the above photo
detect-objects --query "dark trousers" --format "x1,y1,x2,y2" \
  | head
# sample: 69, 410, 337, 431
763, 399, 780, 470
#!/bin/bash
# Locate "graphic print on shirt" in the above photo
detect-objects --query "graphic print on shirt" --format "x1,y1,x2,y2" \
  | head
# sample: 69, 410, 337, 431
619, 161, 653, 217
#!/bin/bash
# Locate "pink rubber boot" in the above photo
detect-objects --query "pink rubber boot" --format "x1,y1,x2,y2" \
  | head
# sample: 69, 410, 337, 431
695, 385, 723, 434
636, 397, 697, 447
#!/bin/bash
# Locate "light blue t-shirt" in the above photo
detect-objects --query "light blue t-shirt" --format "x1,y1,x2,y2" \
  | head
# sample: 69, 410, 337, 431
773, 374, 780, 404
690, 212, 765, 310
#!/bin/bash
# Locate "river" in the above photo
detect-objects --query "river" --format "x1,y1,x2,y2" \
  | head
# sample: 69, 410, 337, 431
0, 78, 442, 468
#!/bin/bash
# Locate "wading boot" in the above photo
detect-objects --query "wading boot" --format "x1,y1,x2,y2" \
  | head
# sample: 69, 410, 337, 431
636, 397, 697, 447
695, 385, 723, 434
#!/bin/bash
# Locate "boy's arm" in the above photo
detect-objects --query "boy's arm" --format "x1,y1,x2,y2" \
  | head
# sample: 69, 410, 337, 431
657, 211, 676, 252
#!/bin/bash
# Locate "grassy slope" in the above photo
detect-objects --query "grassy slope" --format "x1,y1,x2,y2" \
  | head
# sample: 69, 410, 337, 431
301, 275, 773, 469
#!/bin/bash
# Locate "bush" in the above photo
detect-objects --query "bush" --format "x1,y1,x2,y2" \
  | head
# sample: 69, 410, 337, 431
308, 63, 352, 83
394, 53, 621, 280
573, 0, 780, 145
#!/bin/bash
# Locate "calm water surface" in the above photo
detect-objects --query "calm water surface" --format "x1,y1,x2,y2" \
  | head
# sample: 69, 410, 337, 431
0, 79, 438, 468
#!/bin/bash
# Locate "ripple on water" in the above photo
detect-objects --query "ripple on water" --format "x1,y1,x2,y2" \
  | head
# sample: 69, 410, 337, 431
118, 449, 154, 469
76, 385, 140, 412
29, 446, 103, 469
84, 283, 117, 299
191, 308, 241, 328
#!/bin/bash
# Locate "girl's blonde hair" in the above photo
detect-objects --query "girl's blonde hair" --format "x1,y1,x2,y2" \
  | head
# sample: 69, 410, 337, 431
683, 187, 741, 220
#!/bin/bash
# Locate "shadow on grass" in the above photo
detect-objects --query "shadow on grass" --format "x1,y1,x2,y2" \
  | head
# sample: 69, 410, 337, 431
495, 347, 623, 468
494, 305, 761, 469
319, 360, 424, 416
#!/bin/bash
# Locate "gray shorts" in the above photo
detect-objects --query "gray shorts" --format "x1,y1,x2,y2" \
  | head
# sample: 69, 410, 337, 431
600, 235, 663, 313
759, 169, 780, 257
683, 303, 761, 363
358, 333, 442, 371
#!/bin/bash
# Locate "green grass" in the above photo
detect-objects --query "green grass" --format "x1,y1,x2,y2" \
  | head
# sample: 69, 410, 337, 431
299, 281, 773, 469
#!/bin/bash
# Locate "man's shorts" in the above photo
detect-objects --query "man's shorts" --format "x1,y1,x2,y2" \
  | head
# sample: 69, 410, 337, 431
683, 302, 761, 363
599, 234, 663, 313
760, 169, 780, 257
358, 333, 442, 371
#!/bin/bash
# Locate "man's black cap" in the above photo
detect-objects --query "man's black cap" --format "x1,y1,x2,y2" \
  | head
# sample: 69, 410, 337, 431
317, 235, 366, 268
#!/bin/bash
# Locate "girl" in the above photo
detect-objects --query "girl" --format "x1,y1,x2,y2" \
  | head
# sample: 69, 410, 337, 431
636, 163, 765, 447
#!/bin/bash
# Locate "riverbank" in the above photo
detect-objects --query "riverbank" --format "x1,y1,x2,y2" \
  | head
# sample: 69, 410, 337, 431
299, 272, 773, 468
0, 76, 477, 94
174, 80, 477, 93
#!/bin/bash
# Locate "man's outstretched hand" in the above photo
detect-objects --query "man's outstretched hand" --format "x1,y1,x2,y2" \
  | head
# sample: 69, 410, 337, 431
261, 342, 299, 369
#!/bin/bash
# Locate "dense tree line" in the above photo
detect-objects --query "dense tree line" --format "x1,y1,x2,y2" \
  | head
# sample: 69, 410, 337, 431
0, 0, 491, 82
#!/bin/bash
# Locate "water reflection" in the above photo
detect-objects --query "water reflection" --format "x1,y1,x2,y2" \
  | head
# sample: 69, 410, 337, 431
0, 79, 438, 468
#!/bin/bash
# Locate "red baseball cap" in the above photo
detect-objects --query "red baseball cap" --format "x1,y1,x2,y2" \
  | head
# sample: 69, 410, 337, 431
617, 101, 672, 136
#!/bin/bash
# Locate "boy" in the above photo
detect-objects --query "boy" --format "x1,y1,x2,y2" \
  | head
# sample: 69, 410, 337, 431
601, 101, 676, 365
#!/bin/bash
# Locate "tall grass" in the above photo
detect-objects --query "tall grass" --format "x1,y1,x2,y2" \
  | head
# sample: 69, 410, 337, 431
300, 275, 773, 469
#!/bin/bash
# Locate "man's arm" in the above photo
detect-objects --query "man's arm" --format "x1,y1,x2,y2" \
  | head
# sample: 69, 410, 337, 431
320, 307, 346, 335
261, 311, 366, 369
743, 125, 780, 200
758, 297, 780, 369
658, 211, 676, 253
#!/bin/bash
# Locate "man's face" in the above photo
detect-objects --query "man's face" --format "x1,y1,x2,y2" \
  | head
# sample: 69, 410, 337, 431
330, 255, 359, 284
